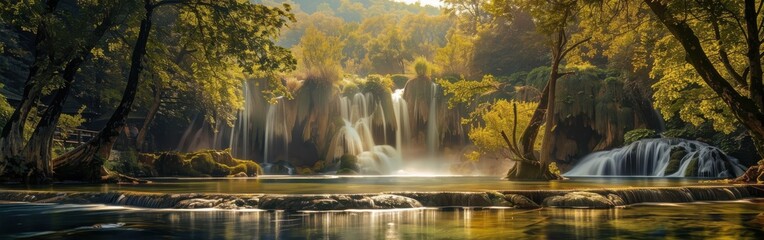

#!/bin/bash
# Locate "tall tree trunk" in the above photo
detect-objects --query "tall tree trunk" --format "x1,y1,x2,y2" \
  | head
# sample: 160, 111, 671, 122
135, 83, 161, 151
20, 62, 77, 183
519, 82, 549, 159
645, 0, 764, 158
539, 38, 564, 164
744, 0, 764, 109
20, 13, 114, 183
0, 0, 60, 176
52, 1, 153, 182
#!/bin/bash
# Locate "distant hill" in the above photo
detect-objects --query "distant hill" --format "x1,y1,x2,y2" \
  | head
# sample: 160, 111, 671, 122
256, 0, 440, 21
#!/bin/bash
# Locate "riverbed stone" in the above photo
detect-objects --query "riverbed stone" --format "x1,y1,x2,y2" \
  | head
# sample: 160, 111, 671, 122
485, 191, 513, 207
542, 192, 616, 209
175, 198, 222, 209
505, 194, 540, 209
370, 194, 422, 208
389, 192, 493, 207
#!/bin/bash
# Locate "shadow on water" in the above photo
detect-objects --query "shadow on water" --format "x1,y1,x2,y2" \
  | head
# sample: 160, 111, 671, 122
1, 201, 763, 239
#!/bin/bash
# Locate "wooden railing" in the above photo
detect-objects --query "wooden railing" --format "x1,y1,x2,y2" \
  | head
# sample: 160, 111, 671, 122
53, 128, 99, 146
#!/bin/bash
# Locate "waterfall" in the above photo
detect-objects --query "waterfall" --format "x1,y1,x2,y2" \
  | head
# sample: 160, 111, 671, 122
263, 97, 289, 164
564, 138, 747, 178
426, 83, 439, 157
326, 92, 403, 174
392, 89, 410, 154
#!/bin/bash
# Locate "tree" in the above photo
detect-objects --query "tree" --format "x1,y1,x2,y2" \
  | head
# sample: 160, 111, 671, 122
629, 0, 764, 158
366, 26, 409, 74
50, 0, 296, 182
435, 31, 475, 78
487, 0, 588, 180
0, 0, 132, 182
464, 100, 543, 165
443, 0, 493, 34
295, 27, 344, 82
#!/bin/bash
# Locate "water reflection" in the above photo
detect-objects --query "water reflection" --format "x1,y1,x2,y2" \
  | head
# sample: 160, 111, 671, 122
1, 201, 763, 239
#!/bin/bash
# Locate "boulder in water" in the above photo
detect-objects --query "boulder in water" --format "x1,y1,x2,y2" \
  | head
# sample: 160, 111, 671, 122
542, 192, 621, 209
505, 194, 540, 209
370, 194, 423, 208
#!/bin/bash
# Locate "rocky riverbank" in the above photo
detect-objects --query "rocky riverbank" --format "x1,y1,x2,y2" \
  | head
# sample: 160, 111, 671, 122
0, 185, 761, 211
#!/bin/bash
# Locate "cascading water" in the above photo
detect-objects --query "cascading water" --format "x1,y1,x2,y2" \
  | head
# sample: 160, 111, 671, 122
263, 97, 289, 164
426, 83, 439, 157
325, 92, 405, 174
564, 138, 747, 178
392, 89, 410, 153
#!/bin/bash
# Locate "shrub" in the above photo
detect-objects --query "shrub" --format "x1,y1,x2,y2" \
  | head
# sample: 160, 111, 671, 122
413, 57, 432, 78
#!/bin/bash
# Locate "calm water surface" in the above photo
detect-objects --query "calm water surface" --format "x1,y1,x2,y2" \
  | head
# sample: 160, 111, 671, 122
0, 201, 763, 239
0, 176, 722, 194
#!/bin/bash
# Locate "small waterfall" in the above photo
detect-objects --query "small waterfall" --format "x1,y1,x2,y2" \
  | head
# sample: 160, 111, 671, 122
392, 89, 410, 153
263, 97, 289, 164
426, 83, 439, 157
564, 138, 747, 178
326, 92, 402, 174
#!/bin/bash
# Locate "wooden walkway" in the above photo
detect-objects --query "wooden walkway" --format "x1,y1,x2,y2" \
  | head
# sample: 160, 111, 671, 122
53, 128, 99, 146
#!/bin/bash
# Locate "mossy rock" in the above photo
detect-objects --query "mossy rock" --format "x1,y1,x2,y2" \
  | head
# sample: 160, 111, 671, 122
236, 161, 262, 176
154, 152, 198, 176
624, 129, 658, 145
684, 156, 699, 177
151, 150, 261, 177
339, 154, 359, 172
665, 146, 686, 175
189, 153, 231, 177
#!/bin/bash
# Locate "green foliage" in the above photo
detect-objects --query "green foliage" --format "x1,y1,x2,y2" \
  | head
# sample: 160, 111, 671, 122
438, 75, 499, 108
364, 74, 394, 94
524, 66, 551, 90
435, 32, 475, 77
548, 162, 561, 176
296, 27, 344, 82
413, 57, 433, 78
623, 128, 658, 145
367, 26, 410, 74
56, 106, 86, 140
466, 100, 542, 161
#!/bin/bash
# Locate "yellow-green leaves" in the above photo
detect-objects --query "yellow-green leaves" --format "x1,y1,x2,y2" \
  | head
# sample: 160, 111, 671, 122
466, 100, 542, 161
438, 75, 499, 108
